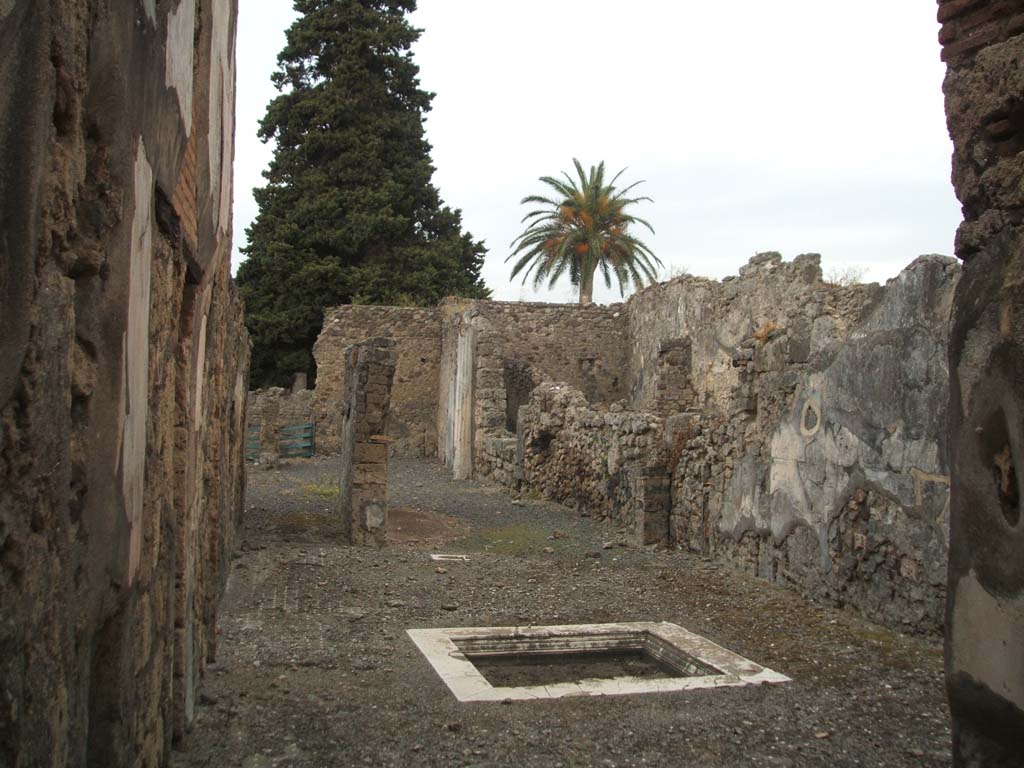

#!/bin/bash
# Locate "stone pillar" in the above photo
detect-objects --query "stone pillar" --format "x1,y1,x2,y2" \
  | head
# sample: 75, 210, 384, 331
639, 462, 672, 545
939, 2, 1024, 765
339, 338, 397, 546
452, 321, 476, 479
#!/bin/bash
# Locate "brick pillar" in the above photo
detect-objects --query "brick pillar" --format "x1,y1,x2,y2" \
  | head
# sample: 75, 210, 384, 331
639, 461, 671, 546
338, 338, 397, 547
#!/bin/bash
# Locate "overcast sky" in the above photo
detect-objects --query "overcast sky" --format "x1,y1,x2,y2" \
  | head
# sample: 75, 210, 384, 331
233, 1, 961, 304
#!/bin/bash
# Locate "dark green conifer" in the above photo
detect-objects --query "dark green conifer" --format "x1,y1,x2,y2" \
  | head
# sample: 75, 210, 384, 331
238, 0, 489, 386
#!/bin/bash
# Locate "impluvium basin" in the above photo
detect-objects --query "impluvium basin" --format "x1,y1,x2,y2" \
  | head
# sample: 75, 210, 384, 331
407, 621, 790, 702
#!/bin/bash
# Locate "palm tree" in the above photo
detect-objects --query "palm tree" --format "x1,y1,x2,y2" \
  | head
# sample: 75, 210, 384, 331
508, 159, 661, 304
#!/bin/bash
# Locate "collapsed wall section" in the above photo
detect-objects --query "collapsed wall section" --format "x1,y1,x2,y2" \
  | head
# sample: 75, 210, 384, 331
313, 306, 439, 457
0, 1, 247, 766
939, 1, 1024, 763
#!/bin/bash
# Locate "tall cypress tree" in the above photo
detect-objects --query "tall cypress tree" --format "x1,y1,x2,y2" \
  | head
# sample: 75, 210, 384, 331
238, 0, 489, 387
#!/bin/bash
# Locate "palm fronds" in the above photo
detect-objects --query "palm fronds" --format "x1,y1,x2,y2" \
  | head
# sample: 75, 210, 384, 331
508, 159, 660, 303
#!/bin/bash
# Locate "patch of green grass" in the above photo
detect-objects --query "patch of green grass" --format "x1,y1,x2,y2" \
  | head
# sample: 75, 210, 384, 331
301, 482, 339, 499
461, 524, 552, 556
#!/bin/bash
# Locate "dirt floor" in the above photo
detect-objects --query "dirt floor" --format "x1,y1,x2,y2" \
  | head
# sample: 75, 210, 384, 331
173, 456, 952, 767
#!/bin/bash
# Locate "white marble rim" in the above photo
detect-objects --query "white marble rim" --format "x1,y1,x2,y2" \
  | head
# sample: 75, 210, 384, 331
407, 621, 790, 702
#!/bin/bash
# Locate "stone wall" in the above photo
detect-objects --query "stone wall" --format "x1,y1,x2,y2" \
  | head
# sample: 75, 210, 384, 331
338, 338, 397, 547
666, 255, 958, 635
0, 2, 247, 766
312, 305, 439, 457
514, 384, 670, 544
625, 253, 880, 413
458, 254, 957, 636
939, 1, 1024, 763
247, 386, 314, 456
436, 299, 630, 479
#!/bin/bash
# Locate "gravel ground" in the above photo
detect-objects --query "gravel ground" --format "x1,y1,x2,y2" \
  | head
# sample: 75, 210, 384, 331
173, 456, 951, 768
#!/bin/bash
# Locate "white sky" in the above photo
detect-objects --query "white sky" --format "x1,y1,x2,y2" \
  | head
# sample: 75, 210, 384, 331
233, 1, 961, 304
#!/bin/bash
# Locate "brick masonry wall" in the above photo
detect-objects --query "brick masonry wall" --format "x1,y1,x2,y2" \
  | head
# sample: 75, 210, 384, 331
313, 306, 440, 457
0, 2, 247, 766
939, 2, 1024, 763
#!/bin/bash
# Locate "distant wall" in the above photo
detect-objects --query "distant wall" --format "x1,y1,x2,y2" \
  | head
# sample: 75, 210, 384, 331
247, 386, 314, 456
625, 253, 879, 413
939, 1, 1024, 763
312, 306, 439, 457
436, 299, 630, 478
0, 1, 248, 766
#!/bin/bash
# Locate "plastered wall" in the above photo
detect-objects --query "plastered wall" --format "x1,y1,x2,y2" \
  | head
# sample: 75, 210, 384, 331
0, 2, 248, 765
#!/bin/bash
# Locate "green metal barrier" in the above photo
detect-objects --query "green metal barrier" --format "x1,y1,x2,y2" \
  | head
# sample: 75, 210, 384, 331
279, 423, 316, 458
246, 423, 261, 461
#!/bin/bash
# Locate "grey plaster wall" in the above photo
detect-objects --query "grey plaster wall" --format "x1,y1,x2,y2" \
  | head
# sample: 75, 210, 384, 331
624, 253, 880, 414
669, 256, 958, 633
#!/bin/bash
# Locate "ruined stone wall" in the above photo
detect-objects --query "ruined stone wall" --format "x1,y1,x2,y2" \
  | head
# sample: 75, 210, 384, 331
666, 255, 958, 634
625, 253, 879, 413
465, 254, 957, 635
513, 384, 670, 544
247, 387, 314, 456
312, 305, 439, 457
0, 2, 247, 766
436, 299, 630, 479
939, 1, 1024, 763
468, 299, 629, 409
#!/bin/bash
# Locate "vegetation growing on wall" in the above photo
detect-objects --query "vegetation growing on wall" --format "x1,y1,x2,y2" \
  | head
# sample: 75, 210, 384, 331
238, 0, 489, 386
